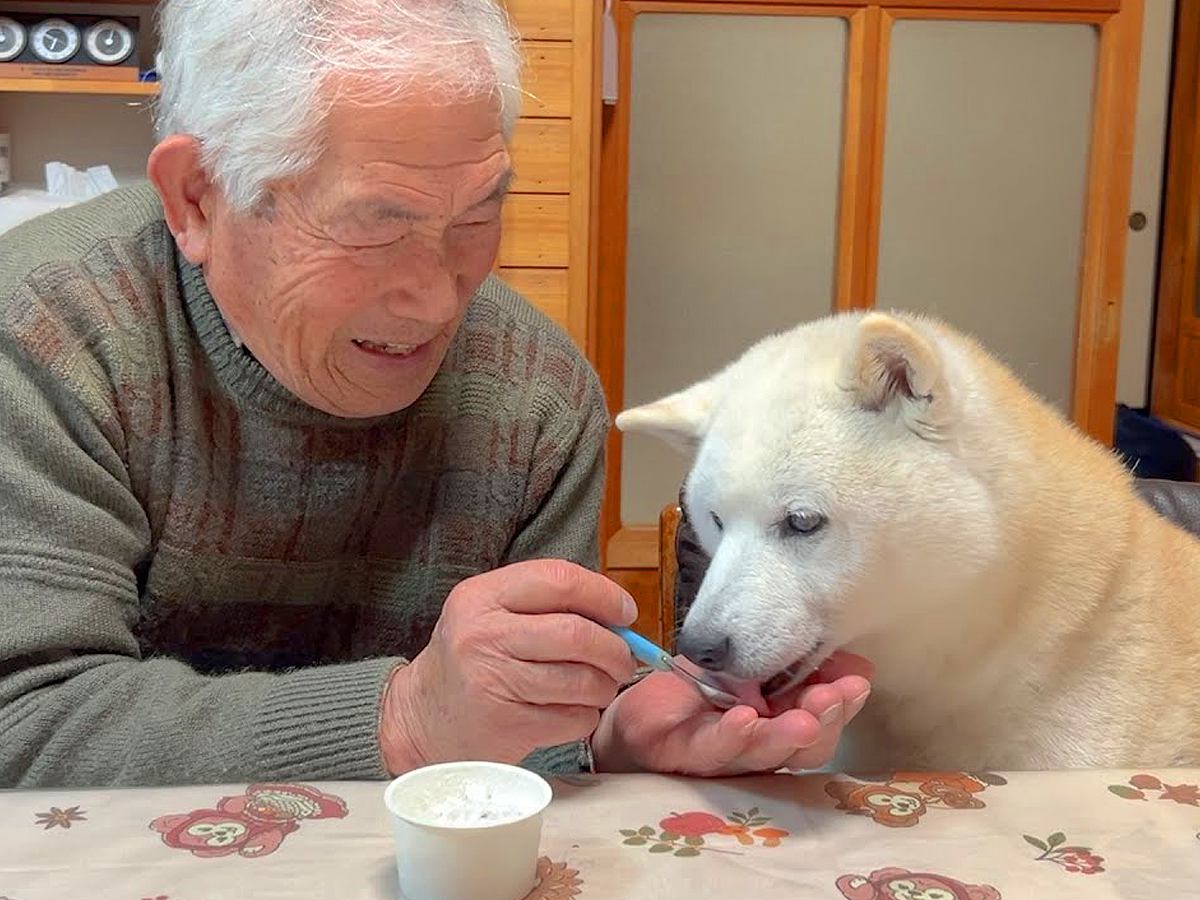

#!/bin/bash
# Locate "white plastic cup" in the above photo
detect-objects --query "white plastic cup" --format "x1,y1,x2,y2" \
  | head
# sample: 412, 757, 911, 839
384, 761, 553, 900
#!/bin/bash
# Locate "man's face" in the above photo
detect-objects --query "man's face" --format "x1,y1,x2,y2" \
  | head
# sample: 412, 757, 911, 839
202, 91, 509, 418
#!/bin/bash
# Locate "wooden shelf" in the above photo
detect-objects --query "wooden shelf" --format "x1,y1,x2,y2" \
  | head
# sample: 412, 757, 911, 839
0, 78, 158, 96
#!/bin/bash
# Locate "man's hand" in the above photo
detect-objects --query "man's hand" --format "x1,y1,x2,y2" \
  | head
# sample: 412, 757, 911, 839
379, 561, 638, 773
590, 652, 873, 776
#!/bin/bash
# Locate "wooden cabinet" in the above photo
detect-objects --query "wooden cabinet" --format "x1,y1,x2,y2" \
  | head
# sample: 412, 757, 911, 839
504, 0, 577, 41
497, 0, 600, 346
597, 0, 1148, 637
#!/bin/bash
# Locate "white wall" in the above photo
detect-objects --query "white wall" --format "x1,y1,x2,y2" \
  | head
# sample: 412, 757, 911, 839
620, 14, 848, 525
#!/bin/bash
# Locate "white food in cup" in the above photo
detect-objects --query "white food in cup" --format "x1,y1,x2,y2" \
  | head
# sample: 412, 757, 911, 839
385, 761, 553, 900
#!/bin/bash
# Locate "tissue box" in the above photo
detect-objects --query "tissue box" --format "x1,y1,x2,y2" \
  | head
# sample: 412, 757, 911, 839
44, 160, 119, 200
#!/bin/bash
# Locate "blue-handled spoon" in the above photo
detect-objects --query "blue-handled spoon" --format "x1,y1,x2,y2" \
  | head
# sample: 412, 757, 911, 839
608, 626, 741, 710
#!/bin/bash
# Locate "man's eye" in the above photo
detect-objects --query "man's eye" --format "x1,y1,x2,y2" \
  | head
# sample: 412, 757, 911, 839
328, 223, 409, 249
710, 512, 723, 532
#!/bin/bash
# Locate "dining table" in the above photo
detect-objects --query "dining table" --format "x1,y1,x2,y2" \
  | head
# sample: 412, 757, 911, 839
2, 766, 1197, 899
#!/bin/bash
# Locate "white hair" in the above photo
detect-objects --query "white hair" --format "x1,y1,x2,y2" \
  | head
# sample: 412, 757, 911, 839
153, 0, 523, 211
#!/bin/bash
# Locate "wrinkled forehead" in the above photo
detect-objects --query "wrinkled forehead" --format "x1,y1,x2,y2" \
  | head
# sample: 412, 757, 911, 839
302, 94, 510, 213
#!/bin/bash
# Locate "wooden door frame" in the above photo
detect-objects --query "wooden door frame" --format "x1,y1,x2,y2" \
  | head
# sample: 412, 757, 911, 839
594, 0, 1144, 568
1151, 0, 1200, 431
573, 0, 605, 349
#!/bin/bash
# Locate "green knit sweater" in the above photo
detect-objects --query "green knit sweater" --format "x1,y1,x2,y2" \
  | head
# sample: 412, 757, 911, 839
0, 186, 609, 787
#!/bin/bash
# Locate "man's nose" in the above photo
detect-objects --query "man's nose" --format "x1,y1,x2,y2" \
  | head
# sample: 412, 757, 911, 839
387, 252, 459, 324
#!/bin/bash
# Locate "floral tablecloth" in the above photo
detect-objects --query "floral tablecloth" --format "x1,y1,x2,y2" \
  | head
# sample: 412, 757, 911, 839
2, 769, 1198, 899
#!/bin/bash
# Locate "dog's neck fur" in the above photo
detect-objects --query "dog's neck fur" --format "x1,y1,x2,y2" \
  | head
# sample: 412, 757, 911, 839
841, 341, 1200, 770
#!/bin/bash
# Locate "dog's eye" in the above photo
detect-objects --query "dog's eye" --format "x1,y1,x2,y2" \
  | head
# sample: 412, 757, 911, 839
710, 512, 723, 532
785, 510, 826, 535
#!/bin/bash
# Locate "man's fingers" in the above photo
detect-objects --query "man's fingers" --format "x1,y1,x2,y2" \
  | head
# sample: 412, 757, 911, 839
664, 705, 827, 776
500, 660, 623, 708
814, 651, 875, 683
772, 669, 872, 717
777, 676, 871, 772
493, 560, 639, 626
732, 710, 822, 773
780, 718, 843, 772
502, 614, 637, 684
699, 677, 870, 775
779, 651, 874, 706
660, 705, 757, 773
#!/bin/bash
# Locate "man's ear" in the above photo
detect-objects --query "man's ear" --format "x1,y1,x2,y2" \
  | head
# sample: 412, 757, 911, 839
840, 313, 952, 439
147, 135, 215, 266
615, 373, 725, 455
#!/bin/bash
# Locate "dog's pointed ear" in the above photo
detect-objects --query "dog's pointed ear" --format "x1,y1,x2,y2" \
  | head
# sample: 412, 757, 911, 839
841, 313, 951, 438
615, 375, 723, 454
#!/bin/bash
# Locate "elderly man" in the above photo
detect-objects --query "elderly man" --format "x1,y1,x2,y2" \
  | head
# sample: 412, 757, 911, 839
0, 0, 871, 787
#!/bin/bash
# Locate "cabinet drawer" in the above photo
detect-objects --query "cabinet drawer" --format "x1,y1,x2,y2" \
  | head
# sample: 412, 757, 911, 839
503, 0, 574, 41
522, 42, 572, 118
510, 118, 570, 193
499, 194, 570, 267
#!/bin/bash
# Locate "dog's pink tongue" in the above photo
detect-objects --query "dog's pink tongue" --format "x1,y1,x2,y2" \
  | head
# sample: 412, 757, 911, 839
708, 673, 770, 716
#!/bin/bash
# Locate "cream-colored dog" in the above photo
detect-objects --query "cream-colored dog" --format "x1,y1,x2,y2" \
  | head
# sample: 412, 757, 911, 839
617, 311, 1200, 770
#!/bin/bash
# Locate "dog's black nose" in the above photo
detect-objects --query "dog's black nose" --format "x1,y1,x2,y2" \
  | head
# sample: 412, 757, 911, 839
677, 632, 731, 671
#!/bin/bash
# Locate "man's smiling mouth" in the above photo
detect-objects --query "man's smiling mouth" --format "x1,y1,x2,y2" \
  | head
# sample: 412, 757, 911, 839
353, 338, 422, 358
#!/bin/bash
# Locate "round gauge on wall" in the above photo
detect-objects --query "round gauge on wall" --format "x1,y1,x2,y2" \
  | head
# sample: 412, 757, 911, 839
0, 16, 27, 63
30, 18, 81, 65
84, 19, 134, 66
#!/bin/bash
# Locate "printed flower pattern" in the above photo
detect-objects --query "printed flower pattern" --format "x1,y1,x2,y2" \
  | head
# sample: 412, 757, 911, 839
34, 806, 87, 830
1108, 774, 1200, 806
524, 858, 583, 899
620, 807, 789, 857
1024, 832, 1105, 874
691, 806, 787, 848
658, 812, 726, 838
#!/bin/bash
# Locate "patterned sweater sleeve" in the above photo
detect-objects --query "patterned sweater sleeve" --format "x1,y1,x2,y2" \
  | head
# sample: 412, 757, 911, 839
0, 328, 402, 788
502, 343, 612, 775
504, 357, 609, 572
